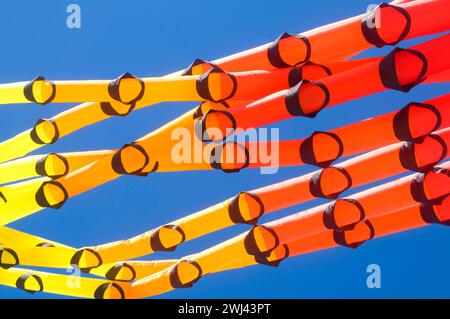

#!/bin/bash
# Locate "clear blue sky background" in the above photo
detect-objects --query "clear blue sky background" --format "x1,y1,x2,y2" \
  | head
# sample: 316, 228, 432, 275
0, 0, 448, 298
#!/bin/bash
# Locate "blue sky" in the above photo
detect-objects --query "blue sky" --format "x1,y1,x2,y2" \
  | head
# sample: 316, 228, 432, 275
0, 0, 449, 298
